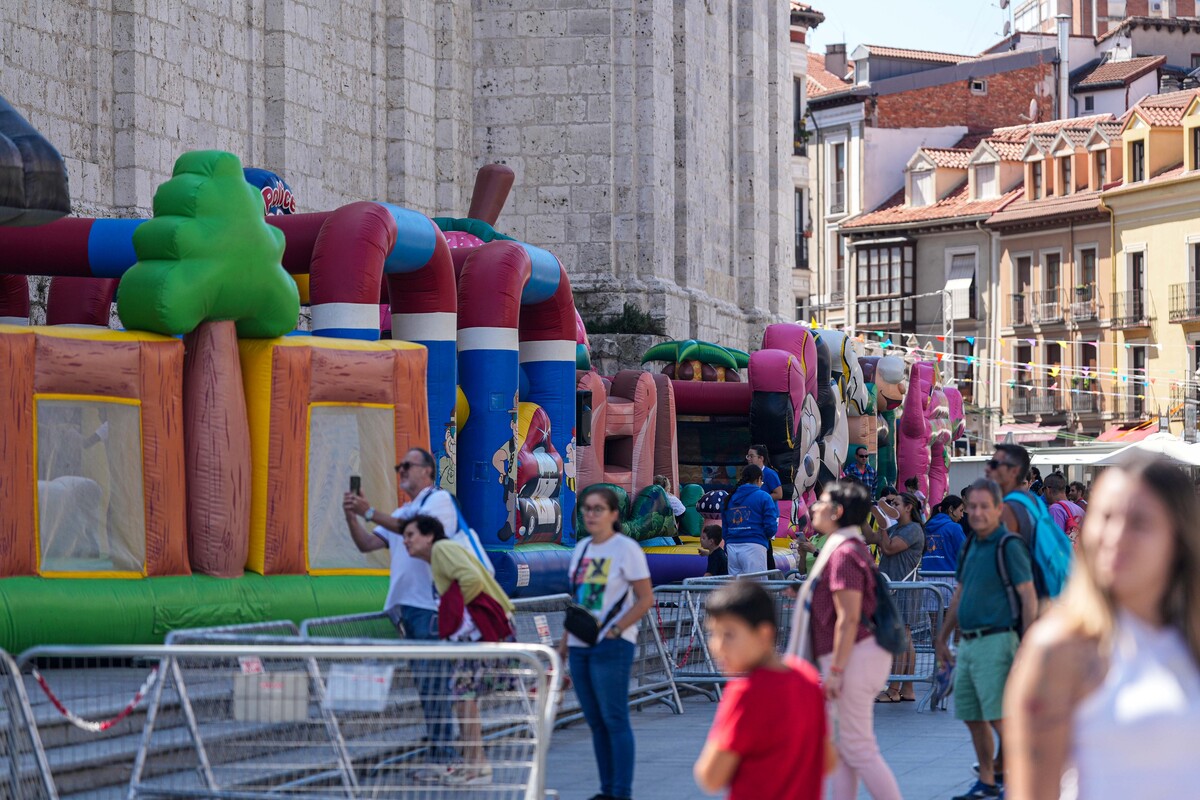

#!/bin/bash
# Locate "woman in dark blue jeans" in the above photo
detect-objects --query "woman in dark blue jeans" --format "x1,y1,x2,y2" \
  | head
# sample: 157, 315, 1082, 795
561, 486, 654, 800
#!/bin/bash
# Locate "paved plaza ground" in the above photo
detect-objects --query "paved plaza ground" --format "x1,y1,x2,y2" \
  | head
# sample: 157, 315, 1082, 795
546, 693, 979, 800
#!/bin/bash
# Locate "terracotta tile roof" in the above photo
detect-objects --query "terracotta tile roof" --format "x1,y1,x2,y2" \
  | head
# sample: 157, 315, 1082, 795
1097, 15, 1200, 45
1130, 89, 1199, 127
1093, 120, 1124, 140
989, 113, 1113, 141
842, 181, 1021, 230
986, 189, 1107, 227
807, 51, 849, 97
861, 45, 967, 64
985, 139, 1031, 160
919, 147, 973, 169
1075, 55, 1165, 89
1058, 128, 1091, 147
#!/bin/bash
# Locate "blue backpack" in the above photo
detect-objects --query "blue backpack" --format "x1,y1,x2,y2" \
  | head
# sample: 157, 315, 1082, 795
1005, 490, 1073, 598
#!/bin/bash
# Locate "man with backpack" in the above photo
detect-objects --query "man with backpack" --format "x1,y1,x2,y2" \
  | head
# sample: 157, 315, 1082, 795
1043, 473, 1084, 544
935, 479, 1037, 800
983, 443, 1073, 612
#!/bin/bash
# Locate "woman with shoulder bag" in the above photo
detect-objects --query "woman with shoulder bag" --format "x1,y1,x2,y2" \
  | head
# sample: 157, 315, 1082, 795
559, 486, 655, 800
789, 481, 902, 800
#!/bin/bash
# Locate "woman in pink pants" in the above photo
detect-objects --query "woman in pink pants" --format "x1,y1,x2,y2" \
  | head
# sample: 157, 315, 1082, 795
809, 481, 902, 800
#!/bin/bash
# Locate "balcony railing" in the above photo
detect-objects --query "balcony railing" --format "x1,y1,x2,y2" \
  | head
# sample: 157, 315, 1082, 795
1071, 389, 1102, 415
1031, 290, 1065, 326
1029, 389, 1064, 415
1111, 291, 1151, 328
1069, 285, 1100, 323
1009, 294, 1029, 327
1009, 390, 1032, 416
1121, 393, 1147, 421
1169, 282, 1200, 323
830, 182, 846, 214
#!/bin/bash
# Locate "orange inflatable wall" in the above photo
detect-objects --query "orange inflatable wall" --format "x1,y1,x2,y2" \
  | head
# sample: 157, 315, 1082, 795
0, 325, 189, 578
239, 337, 430, 575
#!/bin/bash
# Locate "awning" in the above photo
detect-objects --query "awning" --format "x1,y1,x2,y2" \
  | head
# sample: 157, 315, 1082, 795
946, 258, 975, 320
994, 423, 1062, 444
1097, 423, 1158, 443
1091, 432, 1200, 466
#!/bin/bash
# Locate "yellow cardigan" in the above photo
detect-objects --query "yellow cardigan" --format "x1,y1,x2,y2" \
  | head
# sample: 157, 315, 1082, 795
430, 540, 514, 615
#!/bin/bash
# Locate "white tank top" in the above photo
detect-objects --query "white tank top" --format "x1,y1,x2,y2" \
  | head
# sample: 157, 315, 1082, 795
1062, 612, 1200, 799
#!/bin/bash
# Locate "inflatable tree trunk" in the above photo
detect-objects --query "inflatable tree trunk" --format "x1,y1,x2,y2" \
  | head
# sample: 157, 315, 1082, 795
184, 320, 251, 577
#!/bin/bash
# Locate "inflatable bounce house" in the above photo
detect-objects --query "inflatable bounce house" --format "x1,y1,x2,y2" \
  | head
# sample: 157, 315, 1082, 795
0, 110, 586, 648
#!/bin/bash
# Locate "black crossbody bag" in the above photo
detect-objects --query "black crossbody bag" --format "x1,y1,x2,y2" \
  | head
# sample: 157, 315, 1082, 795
563, 541, 630, 646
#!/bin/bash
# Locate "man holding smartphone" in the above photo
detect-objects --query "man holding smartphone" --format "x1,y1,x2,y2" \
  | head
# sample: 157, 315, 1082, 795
342, 447, 492, 768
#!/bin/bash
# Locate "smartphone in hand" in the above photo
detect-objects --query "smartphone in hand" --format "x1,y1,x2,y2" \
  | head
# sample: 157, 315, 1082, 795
349, 475, 362, 495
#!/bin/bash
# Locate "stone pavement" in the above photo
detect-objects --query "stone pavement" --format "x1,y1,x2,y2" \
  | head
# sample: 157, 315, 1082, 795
546, 694, 981, 799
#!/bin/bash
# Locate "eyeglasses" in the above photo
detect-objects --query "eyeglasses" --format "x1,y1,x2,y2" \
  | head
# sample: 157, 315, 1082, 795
395, 461, 428, 473
856, 453, 868, 459
986, 459, 1015, 470
581, 505, 611, 515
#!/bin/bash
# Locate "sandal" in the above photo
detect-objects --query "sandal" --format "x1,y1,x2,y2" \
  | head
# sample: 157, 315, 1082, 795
875, 691, 900, 703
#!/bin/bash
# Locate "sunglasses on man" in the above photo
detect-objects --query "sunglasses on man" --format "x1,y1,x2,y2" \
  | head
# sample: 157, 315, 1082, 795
987, 458, 1016, 470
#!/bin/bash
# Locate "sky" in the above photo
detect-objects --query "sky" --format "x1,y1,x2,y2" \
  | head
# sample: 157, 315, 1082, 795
807, 0, 1012, 59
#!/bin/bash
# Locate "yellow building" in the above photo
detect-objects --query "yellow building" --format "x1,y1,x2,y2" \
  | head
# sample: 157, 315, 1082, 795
1102, 89, 1200, 440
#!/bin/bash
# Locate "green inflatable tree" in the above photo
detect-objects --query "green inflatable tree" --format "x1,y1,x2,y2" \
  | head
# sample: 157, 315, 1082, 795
117, 150, 299, 338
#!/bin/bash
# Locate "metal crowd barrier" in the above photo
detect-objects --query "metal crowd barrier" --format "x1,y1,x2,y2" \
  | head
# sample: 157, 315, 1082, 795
885, 581, 954, 711
0, 648, 57, 799
508, 595, 682, 725
165, 619, 301, 644
681, 568, 784, 585
653, 579, 803, 696
15, 642, 558, 800
300, 611, 404, 641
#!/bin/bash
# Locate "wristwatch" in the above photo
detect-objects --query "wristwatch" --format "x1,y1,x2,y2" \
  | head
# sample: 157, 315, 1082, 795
609, 624, 623, 638
365, 507, 376, 523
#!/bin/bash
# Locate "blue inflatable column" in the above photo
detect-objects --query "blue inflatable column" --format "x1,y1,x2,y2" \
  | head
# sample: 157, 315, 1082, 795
521, 344, 578, 546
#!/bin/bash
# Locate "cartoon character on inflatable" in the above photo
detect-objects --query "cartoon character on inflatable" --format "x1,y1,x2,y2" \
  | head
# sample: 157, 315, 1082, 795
863, 355, 908, 494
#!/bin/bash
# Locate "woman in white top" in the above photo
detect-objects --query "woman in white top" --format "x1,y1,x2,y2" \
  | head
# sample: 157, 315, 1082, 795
559, 486, 654, 800
1004, 457, 1200, 800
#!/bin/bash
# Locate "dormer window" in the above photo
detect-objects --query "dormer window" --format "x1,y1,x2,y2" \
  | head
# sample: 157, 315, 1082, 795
1130, 140, 1146, 182
1059, 156, 1072, 195
1192, 128, 1200, 172
1031, 161, 1043, 200
974, 162, 998, 200
911, 169, 934, 207
1094, 149, 1108, 187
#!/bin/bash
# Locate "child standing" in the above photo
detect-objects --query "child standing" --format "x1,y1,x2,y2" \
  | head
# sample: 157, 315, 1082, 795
694, 581, 831, 799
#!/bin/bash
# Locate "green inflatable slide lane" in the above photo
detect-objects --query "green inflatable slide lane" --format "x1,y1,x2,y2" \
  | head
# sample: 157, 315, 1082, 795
0, 574, 390, 654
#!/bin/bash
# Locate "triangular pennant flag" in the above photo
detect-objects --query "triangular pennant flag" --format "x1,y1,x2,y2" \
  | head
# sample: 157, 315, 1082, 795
966, 336, 975, 346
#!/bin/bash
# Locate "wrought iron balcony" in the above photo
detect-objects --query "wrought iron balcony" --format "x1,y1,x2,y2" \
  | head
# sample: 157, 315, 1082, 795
1169, 282, 1200, 323
1009, 389, 1032, 417
1069, 285, 1100, 323
1121, 393, 1147, 421
1111, 291, 1151, 329
1030, 290, 1065, 326
1071, 389, 1102, 415
1009, 294, 1030, 327
1029, 389, 1064, 415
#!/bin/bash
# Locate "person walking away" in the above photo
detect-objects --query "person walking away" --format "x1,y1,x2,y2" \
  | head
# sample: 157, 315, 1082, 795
746, 444, 783, 500
721, 466, 779, 576
842, 447, 877, 497
935, 479, 1037, 799
796, 481, 903, 800
923, 496, 967, 574
694, 581, 831, 799
866, 493, 925, 702
1004, 457, 1200, 800
699, 524, 728, 577
561, 486, 654, 800
1042, 473, 1084, 545
401, 515, 515, 786
342, 447, 490, 763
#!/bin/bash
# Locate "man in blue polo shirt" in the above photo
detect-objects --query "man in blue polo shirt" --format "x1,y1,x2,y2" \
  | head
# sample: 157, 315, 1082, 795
935, 478, 1037, 800
745, 444, 783, 500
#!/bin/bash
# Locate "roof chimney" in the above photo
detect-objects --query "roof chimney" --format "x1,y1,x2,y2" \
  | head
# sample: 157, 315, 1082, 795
825, 44, 848, 82
1057, 15, 1070, 120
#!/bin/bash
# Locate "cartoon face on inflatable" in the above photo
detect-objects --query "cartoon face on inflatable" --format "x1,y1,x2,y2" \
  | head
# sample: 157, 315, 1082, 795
873, 355, 908, 411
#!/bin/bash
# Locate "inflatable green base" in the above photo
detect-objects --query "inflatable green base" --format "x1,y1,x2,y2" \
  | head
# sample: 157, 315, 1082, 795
0, 574, 389, 654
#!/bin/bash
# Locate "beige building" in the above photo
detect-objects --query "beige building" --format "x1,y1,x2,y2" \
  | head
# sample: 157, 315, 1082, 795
1103, 89, 1200, 441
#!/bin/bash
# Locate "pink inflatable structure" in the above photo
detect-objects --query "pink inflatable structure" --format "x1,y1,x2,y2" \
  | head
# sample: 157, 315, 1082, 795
898, 361, 934, 500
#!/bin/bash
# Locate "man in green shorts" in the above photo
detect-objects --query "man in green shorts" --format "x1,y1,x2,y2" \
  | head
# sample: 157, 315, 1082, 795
935, 478, 1037, 800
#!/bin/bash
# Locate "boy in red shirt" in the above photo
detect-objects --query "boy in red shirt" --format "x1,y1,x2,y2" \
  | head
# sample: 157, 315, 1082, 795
694, 581, 832, 799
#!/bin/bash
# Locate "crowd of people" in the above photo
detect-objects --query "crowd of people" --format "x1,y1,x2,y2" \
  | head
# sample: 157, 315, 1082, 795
337, 440, 1200, 800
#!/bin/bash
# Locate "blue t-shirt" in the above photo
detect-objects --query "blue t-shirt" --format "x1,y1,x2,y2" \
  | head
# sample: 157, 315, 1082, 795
922, 513, 967, 573
761, 467, 782, 495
